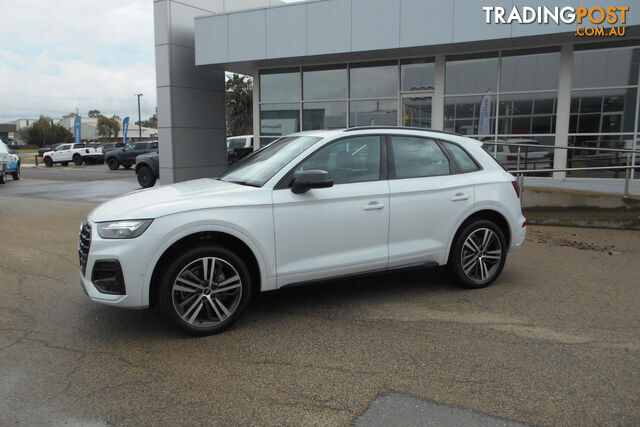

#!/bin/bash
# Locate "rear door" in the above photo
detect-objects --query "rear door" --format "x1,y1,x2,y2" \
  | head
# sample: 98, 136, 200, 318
387, 135, 476, 267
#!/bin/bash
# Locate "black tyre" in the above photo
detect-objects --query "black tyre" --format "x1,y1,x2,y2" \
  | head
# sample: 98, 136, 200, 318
0, 167, 6, 184
159, 245, 253, 336
137, 166, 156, 188
73, 154, 83, 166
12, 164, 20, 180
123, 164, 132, 170
448, 220, 507, 289
44, 157, 53, 167
61, 162, 69, 167
107, 158, 119, 170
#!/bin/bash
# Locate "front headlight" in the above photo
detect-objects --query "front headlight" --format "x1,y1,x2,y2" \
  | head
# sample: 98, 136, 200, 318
96, 219, 153, 239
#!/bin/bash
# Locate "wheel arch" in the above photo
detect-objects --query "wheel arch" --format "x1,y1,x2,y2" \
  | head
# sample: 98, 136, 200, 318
445, 207, 512, 264
147, 229, 263, 308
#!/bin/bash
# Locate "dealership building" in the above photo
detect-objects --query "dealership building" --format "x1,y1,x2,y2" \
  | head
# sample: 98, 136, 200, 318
153, 0, 639, 187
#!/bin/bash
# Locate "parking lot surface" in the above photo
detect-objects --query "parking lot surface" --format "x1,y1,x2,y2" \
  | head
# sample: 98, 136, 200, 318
1, 171, 639, 425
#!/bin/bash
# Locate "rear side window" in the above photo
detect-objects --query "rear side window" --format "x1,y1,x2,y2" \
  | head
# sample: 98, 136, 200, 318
390, 136, 450, 179
134, 143, 147, 149
441, 142, 480, 173
73, 144, 84, 149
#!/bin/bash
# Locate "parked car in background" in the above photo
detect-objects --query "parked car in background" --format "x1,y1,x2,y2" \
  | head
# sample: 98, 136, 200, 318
0, 139, 20, 184
99, 142, 125, 156
105, 141, 158, 170
483, 138, 552, 170
79, 128, 526, 335
227, 135, 254, 165
42, 143, 103, 167
135, 151, 159, 188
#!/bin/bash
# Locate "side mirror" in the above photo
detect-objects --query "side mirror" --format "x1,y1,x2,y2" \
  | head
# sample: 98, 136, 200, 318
291, 169, 333, 194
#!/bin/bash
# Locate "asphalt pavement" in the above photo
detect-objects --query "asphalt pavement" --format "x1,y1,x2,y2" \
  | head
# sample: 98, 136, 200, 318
0, 167, 639, 425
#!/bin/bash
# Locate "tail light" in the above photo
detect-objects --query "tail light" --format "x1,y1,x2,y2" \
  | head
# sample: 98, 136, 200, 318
512, 181, 520, 198
86, 149, 90, 153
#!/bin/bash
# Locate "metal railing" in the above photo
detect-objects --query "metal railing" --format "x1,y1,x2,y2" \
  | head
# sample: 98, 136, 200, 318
485, 142, 640, 198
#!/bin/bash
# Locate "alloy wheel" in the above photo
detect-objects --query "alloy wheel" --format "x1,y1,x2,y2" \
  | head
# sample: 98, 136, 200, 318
171, 257, 243, 327
460, 228, 503, 282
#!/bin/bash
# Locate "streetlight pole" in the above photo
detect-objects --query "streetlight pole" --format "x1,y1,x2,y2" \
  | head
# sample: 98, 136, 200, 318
134, 93, 143, 140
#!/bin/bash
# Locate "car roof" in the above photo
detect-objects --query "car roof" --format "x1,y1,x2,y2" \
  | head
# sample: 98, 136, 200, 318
285, 128, 482, 148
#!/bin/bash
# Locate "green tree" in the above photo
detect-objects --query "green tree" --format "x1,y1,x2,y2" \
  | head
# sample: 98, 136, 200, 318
226, 74, 253, 136
136, 113, 158, 129
20, 116, 73, 147
96, 115, 121, 139
88, 109, 101, 118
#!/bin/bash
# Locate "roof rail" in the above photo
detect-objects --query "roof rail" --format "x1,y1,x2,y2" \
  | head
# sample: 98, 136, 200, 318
343, 126, 462, 137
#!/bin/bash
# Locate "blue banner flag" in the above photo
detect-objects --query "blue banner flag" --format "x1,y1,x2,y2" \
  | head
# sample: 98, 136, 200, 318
73, 116, 82, 143
123, 117, 129, 144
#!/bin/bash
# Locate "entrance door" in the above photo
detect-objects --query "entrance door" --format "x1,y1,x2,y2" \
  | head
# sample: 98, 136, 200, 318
400, 94, 432, 128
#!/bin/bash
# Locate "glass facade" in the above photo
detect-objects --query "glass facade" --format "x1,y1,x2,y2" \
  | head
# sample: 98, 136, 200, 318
569, 46, 640, 177
257, 45, 640, 177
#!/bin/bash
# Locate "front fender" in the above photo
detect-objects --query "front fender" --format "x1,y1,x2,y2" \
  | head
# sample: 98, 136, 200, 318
141, 216, 275, 306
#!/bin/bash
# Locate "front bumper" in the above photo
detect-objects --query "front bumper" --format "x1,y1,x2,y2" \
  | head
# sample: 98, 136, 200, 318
79, 220, 159, 308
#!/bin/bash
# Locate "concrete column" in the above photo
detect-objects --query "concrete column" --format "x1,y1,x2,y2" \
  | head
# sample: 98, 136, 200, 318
553, 44, 573, 180
432, 55, 445, 130
154, 0, 227, 184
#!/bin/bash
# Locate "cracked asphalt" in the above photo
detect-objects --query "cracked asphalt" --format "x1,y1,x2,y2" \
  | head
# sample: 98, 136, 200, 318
1, 177, 639, 425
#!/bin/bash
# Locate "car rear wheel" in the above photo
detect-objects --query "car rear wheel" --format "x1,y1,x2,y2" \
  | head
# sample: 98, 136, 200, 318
73, 154, 83, 166
159, 245, 253, 336
107, 158, 119, 170
44, 157, 53, 167
12, 164, 20, 180
448, 219, 507, 289
137, 166, 156, 188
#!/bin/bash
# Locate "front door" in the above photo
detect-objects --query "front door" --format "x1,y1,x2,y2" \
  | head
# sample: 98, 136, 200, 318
272, 135, 390, 287
400, 94, 432, 128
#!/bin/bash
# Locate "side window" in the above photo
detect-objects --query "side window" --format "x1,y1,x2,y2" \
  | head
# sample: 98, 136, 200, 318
134, 143, 146, 150
442, 142, 480, 173
73, 144, 84, 149
293, 135, 381, 185
391, 136, 450, 179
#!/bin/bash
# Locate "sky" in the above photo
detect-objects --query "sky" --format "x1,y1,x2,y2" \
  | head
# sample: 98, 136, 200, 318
0, 0, 156, 123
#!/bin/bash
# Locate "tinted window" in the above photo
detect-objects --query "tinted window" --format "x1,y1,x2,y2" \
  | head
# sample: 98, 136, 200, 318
350, 63, 398, 98
303, 66, 347, 100
391, 136, 450, 178
229, 139, 245, 149
73, 144, 84, 149
260, 70, 300, 102
442, 142, 480, 173
293, 136, 381, 185
134, 143, 148, 150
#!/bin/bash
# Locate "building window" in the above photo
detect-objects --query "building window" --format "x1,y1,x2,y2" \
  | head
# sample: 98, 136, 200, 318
569, 46, 640, 177
260, 69, 300, 102
445, 55, 498, 95
303, 102, 347, 130
500, 51, 560, 92
260, 103, 300, 138
350, 62, 398, 99
401, 59, 435, 92
303, 65, 347, 101
349, 99, 398, 127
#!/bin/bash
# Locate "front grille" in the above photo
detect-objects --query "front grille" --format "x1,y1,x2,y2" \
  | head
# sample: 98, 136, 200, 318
78, 221, 91, 276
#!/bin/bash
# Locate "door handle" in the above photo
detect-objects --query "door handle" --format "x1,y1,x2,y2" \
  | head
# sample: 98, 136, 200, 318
363, 201, 385, 211
451, 192, 469, 201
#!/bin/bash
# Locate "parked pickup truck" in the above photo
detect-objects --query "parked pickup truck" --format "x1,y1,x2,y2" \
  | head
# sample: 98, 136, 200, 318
135, 151, 159, 188
42, 143, 103, 167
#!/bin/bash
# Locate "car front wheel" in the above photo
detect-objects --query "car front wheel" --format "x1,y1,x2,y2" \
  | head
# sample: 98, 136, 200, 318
137, 166, 156, 188
448, 220, 507, 289
159, 245, 252, 336
44, 157, 53, 167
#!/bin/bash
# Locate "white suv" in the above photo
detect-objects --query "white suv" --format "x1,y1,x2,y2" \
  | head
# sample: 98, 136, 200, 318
79, 128, 526, 335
